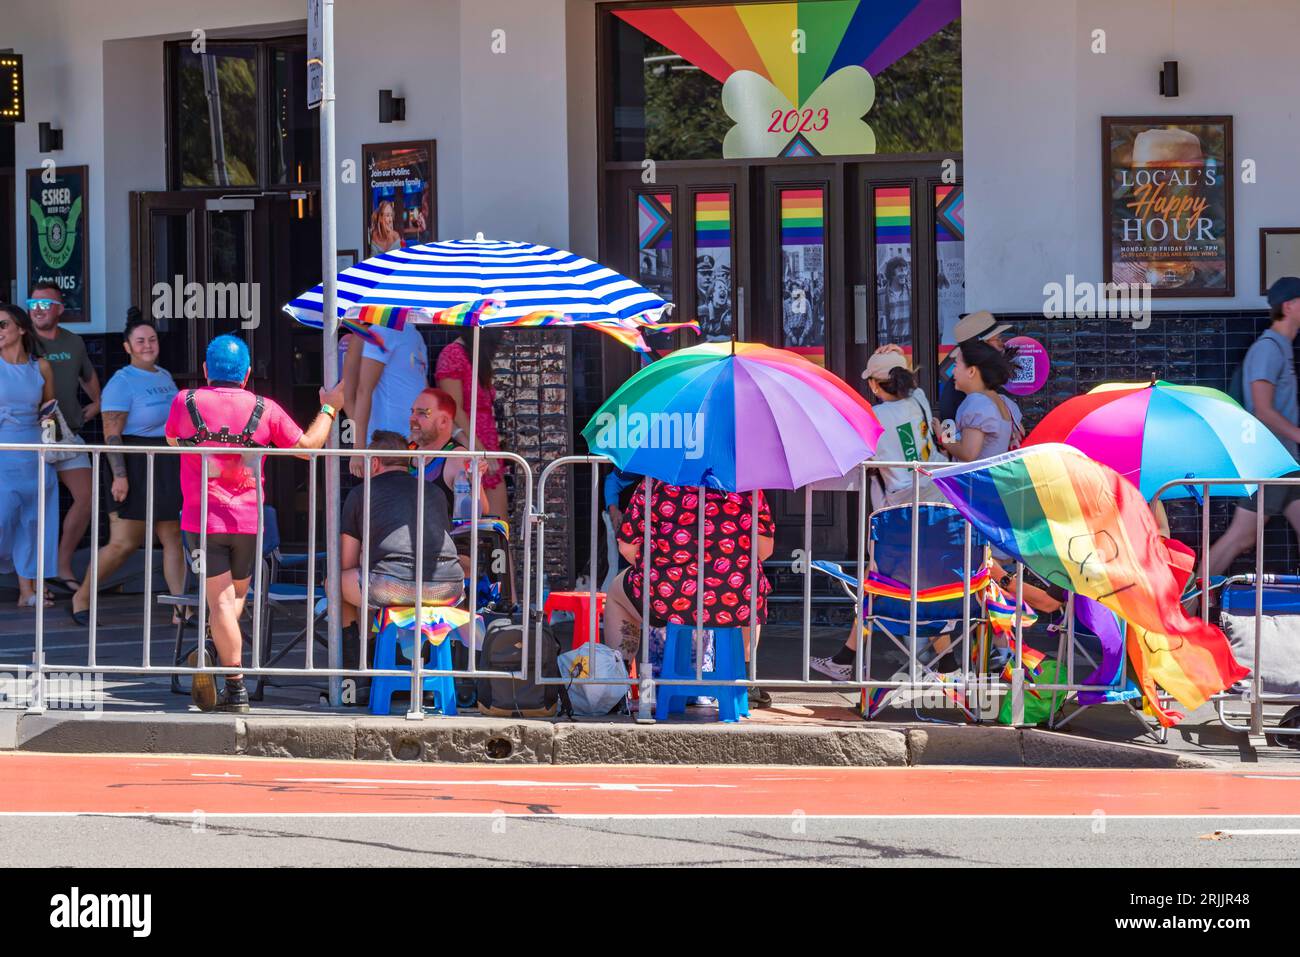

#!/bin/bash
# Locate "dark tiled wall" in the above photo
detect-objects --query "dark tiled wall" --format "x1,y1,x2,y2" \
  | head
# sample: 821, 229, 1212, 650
1007, 308, 1294, 573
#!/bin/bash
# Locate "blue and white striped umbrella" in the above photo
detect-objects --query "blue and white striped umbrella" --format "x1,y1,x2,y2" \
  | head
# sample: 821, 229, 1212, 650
283, 237, 669, 328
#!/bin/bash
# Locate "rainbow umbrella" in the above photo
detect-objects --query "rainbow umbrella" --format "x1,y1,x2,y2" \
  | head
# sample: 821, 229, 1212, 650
1024, 380, 1297, 500
581, 341, 882, 492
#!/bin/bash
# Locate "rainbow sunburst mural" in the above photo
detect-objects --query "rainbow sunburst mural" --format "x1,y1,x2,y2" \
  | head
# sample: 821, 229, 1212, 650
616, 0, 959, 158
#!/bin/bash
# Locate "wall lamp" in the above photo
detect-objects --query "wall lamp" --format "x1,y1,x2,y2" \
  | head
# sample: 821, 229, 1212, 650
379, 89, 405, 123
1159, 60, 1180, 97
39, 121, 62, 152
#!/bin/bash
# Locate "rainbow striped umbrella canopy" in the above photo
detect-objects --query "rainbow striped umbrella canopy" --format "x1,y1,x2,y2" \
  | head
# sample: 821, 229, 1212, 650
1024, 380, 1298, 500
582, 341, 882, 492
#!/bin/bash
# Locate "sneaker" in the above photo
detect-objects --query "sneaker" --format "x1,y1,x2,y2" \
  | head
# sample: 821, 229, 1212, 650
215, 681, 250, 714
747, 686, 773, 709
810, 655, 855, 682
688, 696, 717, 708
187, 648, 217, 712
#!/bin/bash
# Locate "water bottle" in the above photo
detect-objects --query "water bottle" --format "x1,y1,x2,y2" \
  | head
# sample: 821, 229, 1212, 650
453, 469, 472, 521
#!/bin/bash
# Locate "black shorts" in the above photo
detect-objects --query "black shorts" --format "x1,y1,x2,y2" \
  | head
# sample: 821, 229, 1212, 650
204, 533, 258, 580
1242, 470, 1300, 517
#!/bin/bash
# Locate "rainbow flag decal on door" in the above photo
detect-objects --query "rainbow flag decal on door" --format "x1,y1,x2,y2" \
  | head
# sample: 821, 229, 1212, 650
874, 187, 911, 245
780, 189, 824, 246
695, 193, 731, 249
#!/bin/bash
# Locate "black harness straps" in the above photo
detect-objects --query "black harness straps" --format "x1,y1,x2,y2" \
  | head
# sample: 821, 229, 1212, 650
175, 390, 267, 448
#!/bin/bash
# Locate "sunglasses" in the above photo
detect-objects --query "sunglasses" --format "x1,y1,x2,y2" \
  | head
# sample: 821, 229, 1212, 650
26, 298, 59, 310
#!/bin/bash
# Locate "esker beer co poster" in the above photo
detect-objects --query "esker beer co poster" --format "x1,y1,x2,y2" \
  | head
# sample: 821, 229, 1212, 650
1104, 117, 1233, 297
26, 165, 90, 322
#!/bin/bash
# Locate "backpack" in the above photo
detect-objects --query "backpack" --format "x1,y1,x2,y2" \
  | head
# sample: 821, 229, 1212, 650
475, 618, 572, 718
990, 393, 1025, 450
1228, 335, 1287, 407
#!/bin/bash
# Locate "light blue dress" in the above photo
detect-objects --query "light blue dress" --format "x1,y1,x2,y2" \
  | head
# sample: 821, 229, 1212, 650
0, 357, 58, 580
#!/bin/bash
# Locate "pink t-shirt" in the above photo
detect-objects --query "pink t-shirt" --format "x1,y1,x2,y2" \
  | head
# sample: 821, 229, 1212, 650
165, 387, 304, 534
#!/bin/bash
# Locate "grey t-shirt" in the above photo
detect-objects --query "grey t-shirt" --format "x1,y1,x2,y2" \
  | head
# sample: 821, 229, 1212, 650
341, 470, 461, 583
34, 327, 94, 430
956, 391, 1024, 460
1242, 329, 1298, 458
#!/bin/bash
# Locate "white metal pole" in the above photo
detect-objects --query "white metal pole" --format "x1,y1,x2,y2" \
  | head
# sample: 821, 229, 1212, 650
321, 0, 343, 706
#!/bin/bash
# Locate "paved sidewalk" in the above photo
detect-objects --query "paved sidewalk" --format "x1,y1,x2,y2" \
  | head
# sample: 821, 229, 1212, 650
1, 594, 1295, 767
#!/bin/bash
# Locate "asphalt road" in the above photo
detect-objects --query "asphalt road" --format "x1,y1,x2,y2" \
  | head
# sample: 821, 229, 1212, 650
2, 753, 1298, 867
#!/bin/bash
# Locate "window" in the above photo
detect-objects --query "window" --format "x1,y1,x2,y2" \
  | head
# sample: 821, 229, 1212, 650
167, 38, 320, 191
605, 2, 963, 162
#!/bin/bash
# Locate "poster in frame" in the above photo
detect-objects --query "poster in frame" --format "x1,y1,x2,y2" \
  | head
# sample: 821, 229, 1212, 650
361, 140, 436, 257
1260, 228, 1300, 295
26, 164, 90, 323
1102, 116, 1233, 298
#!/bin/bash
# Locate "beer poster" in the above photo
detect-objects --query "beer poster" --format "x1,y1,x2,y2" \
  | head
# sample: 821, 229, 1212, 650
1103, 117, 1233, 297
26, 164, 90, 322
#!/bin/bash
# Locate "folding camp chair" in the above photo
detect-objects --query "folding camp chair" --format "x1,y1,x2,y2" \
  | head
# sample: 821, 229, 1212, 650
162, 506, 324, 700
1213, 574, 1300, 747
1044, 595, 1167, 744
813, 502, 992, 722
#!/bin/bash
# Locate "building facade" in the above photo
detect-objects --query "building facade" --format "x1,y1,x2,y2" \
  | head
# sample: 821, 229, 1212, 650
3, 0, 1299, 580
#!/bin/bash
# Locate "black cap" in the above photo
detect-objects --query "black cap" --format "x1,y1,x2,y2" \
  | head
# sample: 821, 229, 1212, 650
1267, 276, 1300, 309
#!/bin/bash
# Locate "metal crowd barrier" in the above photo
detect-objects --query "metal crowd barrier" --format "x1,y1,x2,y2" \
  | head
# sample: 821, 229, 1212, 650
0, 441, 531, 719
4, 439, 1296, 743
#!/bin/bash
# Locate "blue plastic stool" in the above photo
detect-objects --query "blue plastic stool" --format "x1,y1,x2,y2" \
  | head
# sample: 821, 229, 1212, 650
369, 614, 458, 716
655, 625, 750, 722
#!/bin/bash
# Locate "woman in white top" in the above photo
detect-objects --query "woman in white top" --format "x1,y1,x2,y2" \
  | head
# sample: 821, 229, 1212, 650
70, 312, 185, 626
860, 349, 947, 508
938, 338, 1024, 463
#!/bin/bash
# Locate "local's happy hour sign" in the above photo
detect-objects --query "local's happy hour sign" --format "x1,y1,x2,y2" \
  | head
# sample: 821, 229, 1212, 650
1104, 116, 1234, 297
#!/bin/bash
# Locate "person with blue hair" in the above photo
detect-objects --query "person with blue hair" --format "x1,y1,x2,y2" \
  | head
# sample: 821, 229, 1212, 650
165, 334, 344, 713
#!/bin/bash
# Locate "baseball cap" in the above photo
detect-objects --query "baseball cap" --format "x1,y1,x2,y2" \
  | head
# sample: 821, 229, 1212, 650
861, 351, 911, 381
953, 310, 1012, 344
1267, 276, 1300, 309
206, 335, 251, 384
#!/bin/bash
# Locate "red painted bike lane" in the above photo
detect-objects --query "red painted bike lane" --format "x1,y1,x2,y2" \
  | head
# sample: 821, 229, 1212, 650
2, 753, 1299, 816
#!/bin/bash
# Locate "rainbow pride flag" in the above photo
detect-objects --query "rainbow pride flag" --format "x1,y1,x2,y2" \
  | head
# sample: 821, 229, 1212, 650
874, 186, 911, 245
932, 445, 1249, 726
696, 192, 732, 249
430, 297, 504, 327
340, 304, 428, 350
780, 189, 824, 246
372, 605, 481, 651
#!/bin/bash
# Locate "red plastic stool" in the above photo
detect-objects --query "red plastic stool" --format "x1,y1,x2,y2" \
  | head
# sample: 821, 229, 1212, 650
544, 591, 607, 650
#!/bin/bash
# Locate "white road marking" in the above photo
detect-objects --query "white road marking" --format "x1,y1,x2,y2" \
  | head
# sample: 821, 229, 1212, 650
271, 777, 738, 791
1, 812, 1300, 820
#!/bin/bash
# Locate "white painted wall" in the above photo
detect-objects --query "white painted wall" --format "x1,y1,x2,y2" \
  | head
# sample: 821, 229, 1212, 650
458, 0, 572, 249
964, 0, 1300, 314
7, 0, 588, 332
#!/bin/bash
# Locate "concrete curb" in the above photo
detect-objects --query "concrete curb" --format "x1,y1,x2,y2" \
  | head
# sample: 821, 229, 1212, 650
0, 710, 1229, 769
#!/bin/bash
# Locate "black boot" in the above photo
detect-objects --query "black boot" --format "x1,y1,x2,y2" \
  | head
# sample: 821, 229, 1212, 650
214, 678, 250, 714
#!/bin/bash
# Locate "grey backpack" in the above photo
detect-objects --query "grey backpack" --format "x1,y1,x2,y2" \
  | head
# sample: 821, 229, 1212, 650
475, 618, 571, 718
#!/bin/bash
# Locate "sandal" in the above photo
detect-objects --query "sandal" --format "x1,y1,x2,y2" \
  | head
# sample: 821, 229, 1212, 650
48, 578, 81, 595
18, 593, 54, 609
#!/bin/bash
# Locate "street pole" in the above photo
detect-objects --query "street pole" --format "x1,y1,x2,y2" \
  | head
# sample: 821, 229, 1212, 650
320, 0, 343, 705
